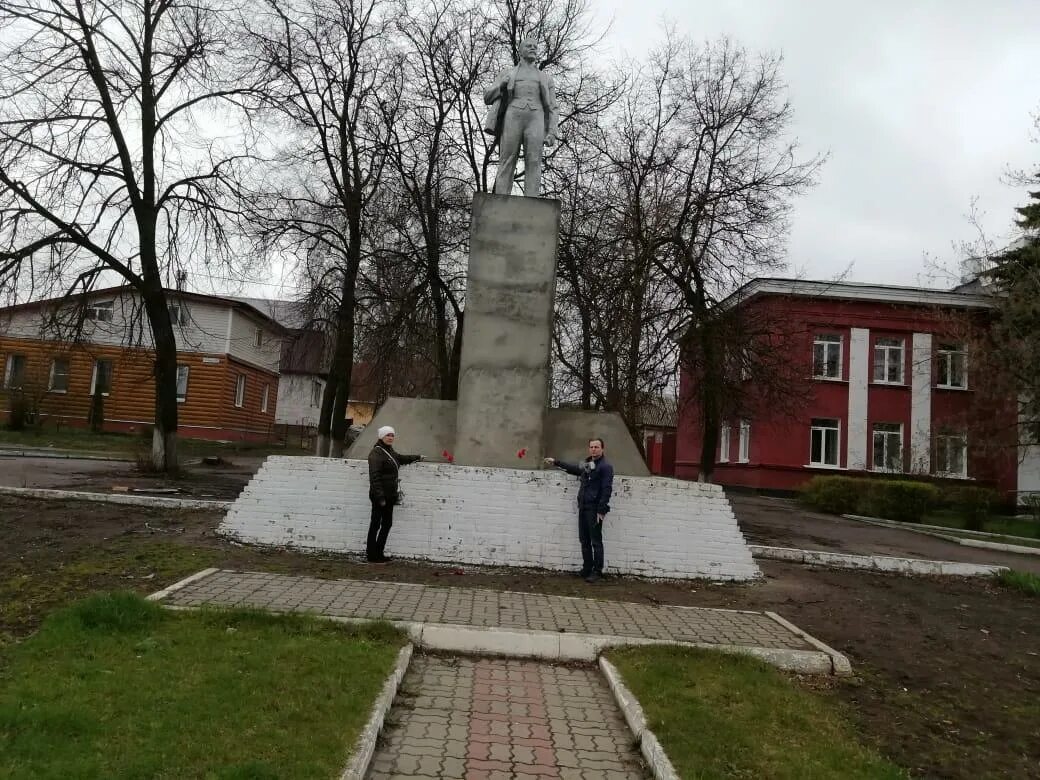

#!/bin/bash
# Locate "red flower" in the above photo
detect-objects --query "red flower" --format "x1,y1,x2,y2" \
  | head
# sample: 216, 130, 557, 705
442, 449, 454, 463
517, 448, 527, 458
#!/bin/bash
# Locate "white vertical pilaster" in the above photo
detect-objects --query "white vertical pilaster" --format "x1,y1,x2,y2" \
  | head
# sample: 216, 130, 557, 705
910, 333, 932, 473
847, 328, 870, 470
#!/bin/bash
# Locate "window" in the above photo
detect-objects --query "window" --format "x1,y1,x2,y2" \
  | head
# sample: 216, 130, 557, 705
261, 384, 269, 413
718, 424, 730, 463
810, 418, 840, 467
4, 354, 26, 389
873, 337, 904, 384
168, 303, 187, 326
90, 359, 113, 396
253, 327, 263, 348
936, 344, 967, 389
738, 420, 751, 463
176, 364, 189, 402
311, 380, 322, 408
234, 374, 246, 408
49, 358, 69, 392
872, 422, 903, 472
86, 300, 114, 322
935, 433, 967, 477
813, 334, 842, 379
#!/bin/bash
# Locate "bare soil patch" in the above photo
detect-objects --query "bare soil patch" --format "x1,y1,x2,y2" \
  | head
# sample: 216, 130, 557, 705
2, 495, 1038, 778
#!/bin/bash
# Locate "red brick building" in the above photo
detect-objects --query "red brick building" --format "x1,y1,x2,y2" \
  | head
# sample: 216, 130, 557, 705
676, 279, 1033, 500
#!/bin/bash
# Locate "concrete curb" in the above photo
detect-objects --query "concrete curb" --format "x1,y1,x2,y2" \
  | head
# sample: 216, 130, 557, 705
956, 537, 1040, 556
292, 616, 840, 676
841, 513, 1040, 554
599, 656, 680, 780
145, 568, 220, 601
339, 644, 414, 780
0, 448, 133, 462
0, 485, 232, 510
750, 544, 1008, 577
764, 611, 852, 675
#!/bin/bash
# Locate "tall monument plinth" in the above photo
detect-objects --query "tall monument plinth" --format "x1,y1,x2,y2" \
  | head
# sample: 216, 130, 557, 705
453, 193, 560, 468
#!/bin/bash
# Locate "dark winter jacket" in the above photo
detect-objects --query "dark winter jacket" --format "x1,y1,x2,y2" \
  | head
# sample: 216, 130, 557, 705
554, 455, 614, 514
368, 443, 421, 505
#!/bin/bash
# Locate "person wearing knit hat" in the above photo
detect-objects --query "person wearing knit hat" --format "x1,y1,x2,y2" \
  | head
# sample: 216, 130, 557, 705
366, 425, 424, 563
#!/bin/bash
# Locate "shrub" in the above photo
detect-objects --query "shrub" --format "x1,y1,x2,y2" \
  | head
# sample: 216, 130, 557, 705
859, 480, 939, 523
800, 476, 863, 515
947, 486, 1000, 532
1020, 493, 1040, 523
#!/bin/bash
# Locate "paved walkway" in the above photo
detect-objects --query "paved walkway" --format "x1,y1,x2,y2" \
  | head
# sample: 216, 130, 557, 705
162, 570, 812, 651
368, 655, 647, 780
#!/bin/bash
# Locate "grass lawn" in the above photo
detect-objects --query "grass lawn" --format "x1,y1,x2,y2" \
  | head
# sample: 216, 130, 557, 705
606, 645, 906, 780
998, 569, 1040, 596
0, 593, 405, 779
922, 509, 1040, 540
0, 427, 312, 459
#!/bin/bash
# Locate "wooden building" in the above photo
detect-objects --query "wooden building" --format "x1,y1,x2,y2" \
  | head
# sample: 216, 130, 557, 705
0, 287, 285, 441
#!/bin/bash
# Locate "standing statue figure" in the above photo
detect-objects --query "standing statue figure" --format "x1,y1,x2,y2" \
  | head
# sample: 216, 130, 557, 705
483, 35, 560, 198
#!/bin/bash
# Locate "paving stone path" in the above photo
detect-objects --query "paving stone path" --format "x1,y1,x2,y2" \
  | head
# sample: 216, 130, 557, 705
164, 570, 811, 650
367, 655, 647, 780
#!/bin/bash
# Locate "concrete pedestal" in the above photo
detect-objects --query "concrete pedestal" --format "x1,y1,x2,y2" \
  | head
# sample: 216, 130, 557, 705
454, 193, 560, 469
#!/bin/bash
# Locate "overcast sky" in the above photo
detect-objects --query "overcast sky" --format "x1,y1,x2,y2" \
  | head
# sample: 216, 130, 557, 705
598, 0, 1039, 289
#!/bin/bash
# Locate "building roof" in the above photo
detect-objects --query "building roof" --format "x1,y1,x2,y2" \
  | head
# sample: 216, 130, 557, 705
719, 277, 996, 311
230, 296, 315, 330
0, 285, 288, 333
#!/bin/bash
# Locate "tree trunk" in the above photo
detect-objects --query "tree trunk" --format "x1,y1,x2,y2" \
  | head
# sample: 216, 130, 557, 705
446, 311, 463, 401
142, 285, 179, 473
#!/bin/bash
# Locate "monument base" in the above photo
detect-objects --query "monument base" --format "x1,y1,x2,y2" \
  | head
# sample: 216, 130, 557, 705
219, 456, 759, 581
345, 397, 651, 476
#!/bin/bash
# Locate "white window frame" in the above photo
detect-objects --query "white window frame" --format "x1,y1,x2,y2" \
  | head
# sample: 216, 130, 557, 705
935, 433, 968, 477
812, 334, 842, 380
86, 300, 114, 322
176, 364, 190, 403
4, 354, 27, 389
872, 337, 905, 384
936, 344, 967, 389
738, 420, 751, 463
718, 424, 730, 463
871, 422, 903, 472
261, 384, 269, 413
48, 358, 69, 393
89, 359, 113, 396
253, 327, 263, 348
810, 418, 841, 467
234, 374, 246, 408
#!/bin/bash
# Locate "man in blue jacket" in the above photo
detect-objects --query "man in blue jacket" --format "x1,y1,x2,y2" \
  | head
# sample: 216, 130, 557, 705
544, 438, 614, 583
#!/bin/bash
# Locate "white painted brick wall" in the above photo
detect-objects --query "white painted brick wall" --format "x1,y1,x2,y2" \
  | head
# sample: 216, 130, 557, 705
219, 456, 761, 581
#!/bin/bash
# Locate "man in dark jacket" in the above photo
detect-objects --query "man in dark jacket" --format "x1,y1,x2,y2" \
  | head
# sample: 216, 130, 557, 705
544, 438, 614, 583
366, 425, 423, 563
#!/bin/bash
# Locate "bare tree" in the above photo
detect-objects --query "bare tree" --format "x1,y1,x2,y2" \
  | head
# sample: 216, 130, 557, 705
588, 35, 822, 480
246, 0, 403, 456
0, 0, 256, 471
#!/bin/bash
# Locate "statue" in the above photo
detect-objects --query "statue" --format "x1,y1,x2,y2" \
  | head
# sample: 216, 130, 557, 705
483, 35, 559, 198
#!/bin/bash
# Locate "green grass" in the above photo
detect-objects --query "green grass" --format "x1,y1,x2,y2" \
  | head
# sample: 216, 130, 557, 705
0, 593, 405, 778
0, 427, 311, 459
606, 645, 906, 780
998, 569, 1040, 597
1, 538, 225, 641
922, 510, 1040, 540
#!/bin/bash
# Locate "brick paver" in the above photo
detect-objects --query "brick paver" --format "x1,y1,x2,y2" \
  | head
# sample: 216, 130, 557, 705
162, 570, 813, 650
367, 655, 647, 779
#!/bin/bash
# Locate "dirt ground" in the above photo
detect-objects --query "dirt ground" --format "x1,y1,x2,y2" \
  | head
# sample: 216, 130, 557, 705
2, 495, 1038, 779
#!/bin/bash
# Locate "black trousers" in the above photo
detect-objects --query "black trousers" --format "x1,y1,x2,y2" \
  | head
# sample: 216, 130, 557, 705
578, 506, 604, 575
367, 501, 394, 560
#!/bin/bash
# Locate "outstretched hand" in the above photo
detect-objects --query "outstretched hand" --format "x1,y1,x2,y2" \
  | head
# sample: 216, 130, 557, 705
543, 457, 555, 466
